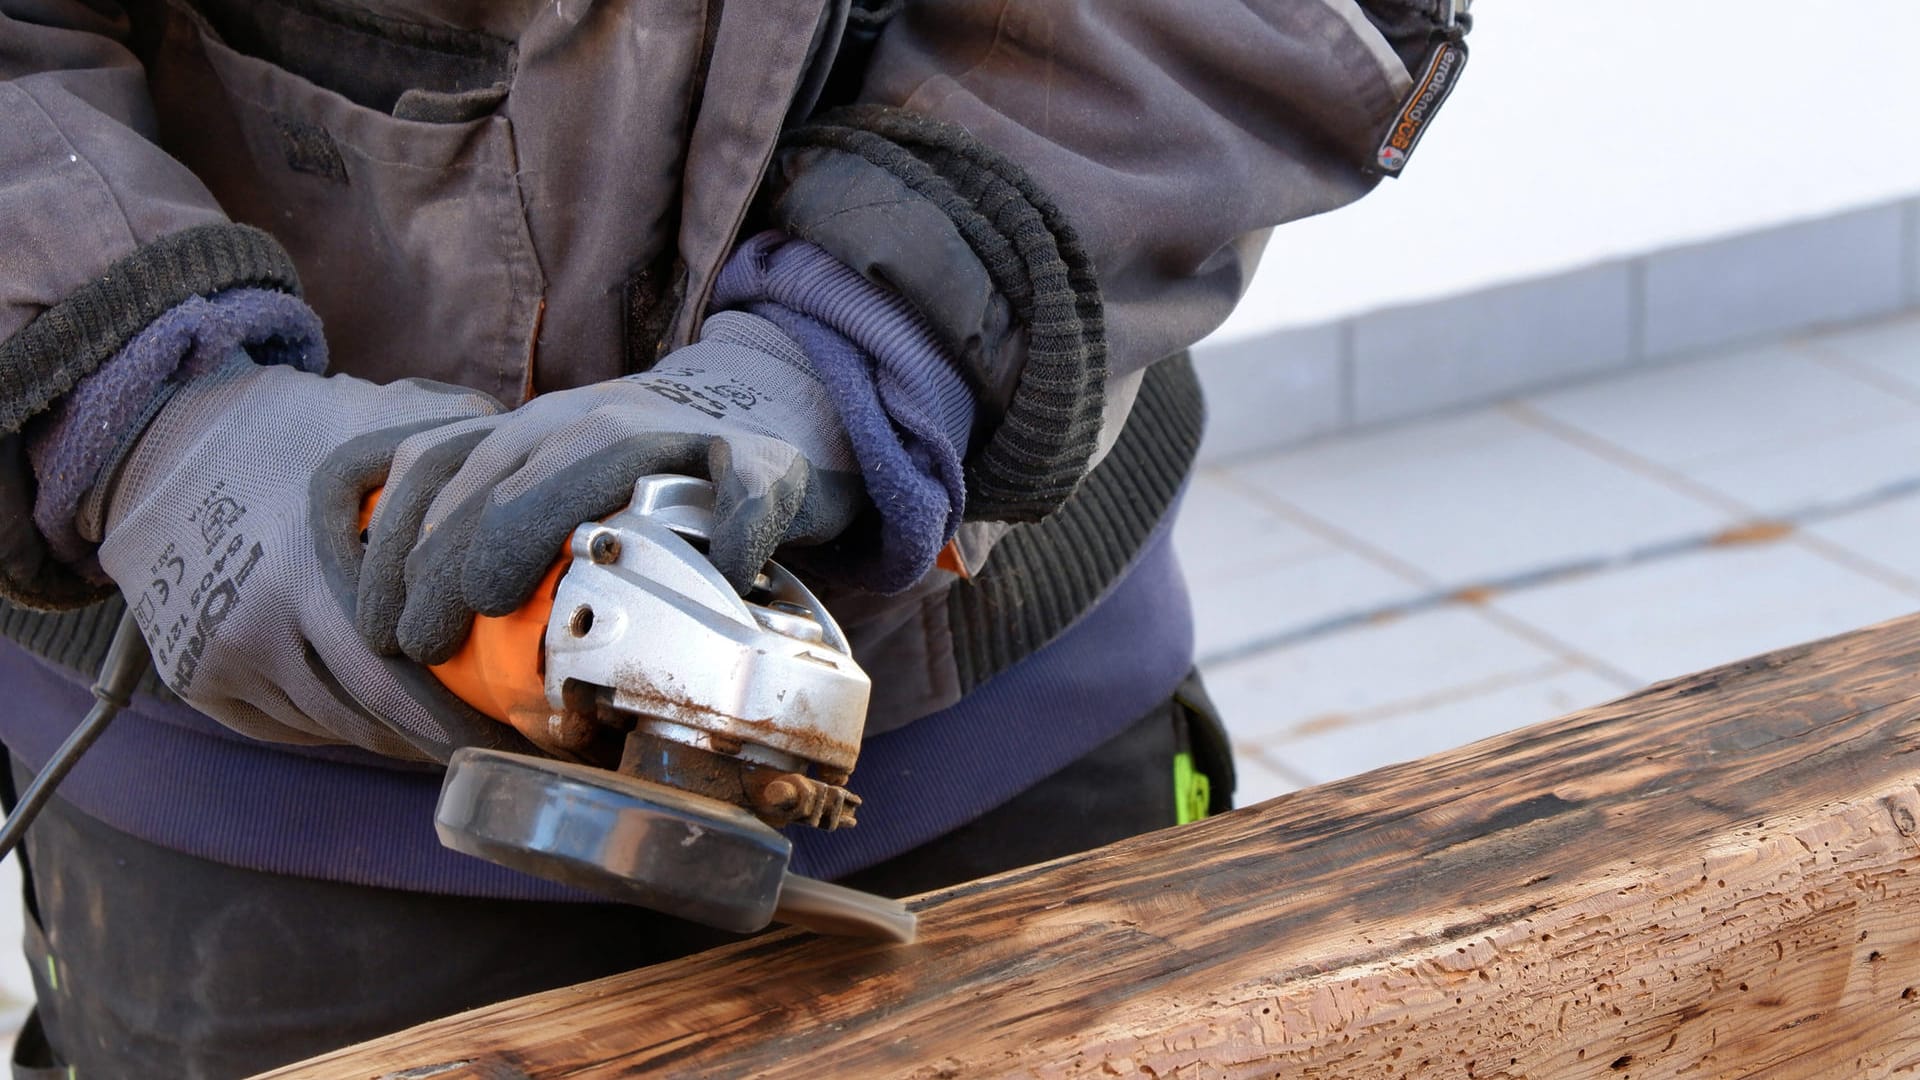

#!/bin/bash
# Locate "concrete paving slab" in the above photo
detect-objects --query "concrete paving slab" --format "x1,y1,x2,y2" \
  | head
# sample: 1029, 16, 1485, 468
1224, 409, 1731, 587
1218, 404, 1517, 488
1258, 666, 1627, 785
1906, 199, 1920, 308
1200, 605, 1563, 745
1525, 340, 1920, 471
1174, 471, 1331, 583
1489, 539, 1920, 687
1681, 416, 1920, 516
1805, 491, 1920, 589
1188, 547, 1424, 663
1803, 310, 1920, 396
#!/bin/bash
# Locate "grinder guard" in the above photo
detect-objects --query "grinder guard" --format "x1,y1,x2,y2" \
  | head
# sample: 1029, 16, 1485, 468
546, 475, 869, 794
427, 476, 909, 939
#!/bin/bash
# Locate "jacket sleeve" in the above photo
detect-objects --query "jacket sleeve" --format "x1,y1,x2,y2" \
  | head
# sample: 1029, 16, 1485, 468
768, 0, 1436, 522
2, 0, 301, 607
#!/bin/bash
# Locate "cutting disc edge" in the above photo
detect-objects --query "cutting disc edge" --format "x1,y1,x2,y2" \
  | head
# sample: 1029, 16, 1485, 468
437, 749, 917, 943
776, 873, 919, 944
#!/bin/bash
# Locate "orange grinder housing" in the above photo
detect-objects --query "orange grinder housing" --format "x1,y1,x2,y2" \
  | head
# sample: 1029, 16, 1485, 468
360, 489, 563, 742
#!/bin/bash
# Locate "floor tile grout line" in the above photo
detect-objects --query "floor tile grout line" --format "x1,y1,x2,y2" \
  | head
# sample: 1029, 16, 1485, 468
1793, 334, 1920, 410
1470, 606, 1643, 692
1198, 359, 1920, 668
1784, 531, 1920, 601
1512, 342, 1920, 489
1498, 399, 1753, 518
1627, 257, 1647, 365
1206, 402, 1684, 681
1193, 466, 1920, 668
1239, 660, 1582, 744
1192, 531, 1710, 670
1207, 470, 1440, 590
1233, 744, 1318, 789
1497, 395, 1920, 634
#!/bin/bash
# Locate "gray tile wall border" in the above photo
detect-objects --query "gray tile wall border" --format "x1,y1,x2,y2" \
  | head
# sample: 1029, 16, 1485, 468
1347, 260, 1634, 428
1195, 194, 1920, 465
1904, 198, 1920, 309
1191, 323, 1345, 461
1639, 201, 1905, 361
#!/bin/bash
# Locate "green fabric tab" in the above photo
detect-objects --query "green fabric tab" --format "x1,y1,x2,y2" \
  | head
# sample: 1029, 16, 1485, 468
1174, 751, 1211, 825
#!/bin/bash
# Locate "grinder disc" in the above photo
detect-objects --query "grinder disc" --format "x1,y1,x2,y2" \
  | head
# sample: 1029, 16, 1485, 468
435, 749, 916, 942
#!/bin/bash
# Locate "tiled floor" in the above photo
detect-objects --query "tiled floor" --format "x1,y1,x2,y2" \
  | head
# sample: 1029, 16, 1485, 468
1184, 308, 1920, 809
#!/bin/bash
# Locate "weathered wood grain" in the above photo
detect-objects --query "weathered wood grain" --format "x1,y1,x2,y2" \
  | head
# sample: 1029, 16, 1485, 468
266, 613, 1920, 1079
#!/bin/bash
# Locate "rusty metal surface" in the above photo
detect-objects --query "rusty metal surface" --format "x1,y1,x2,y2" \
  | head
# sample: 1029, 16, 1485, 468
744, 769, 859, 830
540, 476, 871, 778
619, 730, 860, 829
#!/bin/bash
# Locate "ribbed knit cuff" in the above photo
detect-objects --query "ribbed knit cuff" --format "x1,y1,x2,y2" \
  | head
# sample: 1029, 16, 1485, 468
947, 352, 1204, 692
713, 232, 975, 453
772, 106, 1107, 525
0, 223, 301, 438
0, 223, 302, 610
712, 232, 972, 592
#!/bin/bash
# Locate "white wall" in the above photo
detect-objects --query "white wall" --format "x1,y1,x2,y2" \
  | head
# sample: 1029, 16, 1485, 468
1210, 2, 1920, 343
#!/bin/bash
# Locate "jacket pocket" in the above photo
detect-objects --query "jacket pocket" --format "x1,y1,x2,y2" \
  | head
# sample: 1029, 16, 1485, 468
148, 0, 545, 404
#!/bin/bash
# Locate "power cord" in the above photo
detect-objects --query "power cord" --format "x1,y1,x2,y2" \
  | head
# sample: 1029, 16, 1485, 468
0, 610, 148, 860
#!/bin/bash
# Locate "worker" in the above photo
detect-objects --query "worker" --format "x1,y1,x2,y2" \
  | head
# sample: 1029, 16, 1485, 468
0, 0, 1468, 1073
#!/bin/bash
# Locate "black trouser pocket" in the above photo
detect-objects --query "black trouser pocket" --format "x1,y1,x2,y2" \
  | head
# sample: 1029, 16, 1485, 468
10, 1011, 64, 1080
1173, 669, 1236, 819
11, 913, 65, 1080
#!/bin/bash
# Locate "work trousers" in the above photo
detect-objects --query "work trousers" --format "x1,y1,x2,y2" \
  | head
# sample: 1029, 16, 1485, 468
5, 674, 1232, 1078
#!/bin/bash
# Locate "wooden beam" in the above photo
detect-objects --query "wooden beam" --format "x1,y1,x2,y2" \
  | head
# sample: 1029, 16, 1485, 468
267, 614, 1920, 1079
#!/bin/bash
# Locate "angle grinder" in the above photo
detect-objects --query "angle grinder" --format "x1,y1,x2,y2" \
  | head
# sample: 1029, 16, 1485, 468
392, 474, 916, 943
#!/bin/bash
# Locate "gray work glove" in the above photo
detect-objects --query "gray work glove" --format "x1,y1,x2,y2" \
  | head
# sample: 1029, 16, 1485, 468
94, 355, 517, 760
357, 310, 864, 666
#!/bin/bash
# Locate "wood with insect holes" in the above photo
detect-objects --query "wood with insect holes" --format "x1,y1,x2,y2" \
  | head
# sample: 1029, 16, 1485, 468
263, 613, 1920, 1079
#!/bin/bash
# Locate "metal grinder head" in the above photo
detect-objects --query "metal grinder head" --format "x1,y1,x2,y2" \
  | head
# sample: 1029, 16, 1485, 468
429, 476, 914, 941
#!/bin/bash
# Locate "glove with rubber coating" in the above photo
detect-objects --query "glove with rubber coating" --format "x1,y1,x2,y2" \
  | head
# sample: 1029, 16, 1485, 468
95, 354, 516, 761
356, 310, 864, 667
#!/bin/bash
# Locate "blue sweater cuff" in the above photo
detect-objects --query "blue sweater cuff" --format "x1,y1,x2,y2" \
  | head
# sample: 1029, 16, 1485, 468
27, 289, 326, 571
712, 232, 976, 592
714, 232, 976, 453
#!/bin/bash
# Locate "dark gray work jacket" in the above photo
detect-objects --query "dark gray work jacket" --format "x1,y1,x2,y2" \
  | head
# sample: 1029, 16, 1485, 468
0, 0, 1441, 730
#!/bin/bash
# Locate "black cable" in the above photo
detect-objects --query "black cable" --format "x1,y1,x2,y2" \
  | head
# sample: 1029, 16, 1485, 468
0, 610, 148, 860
